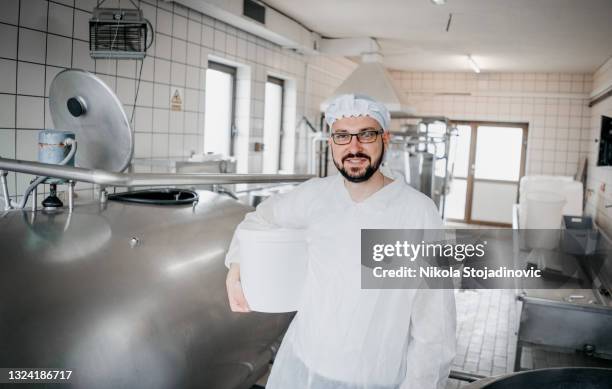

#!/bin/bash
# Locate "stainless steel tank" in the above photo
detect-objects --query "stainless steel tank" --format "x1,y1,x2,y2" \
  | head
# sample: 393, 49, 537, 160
0, 190, 293, 388
463, 367, 612, 389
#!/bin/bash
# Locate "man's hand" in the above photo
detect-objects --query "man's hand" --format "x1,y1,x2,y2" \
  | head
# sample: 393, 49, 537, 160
226, 263, 251, 312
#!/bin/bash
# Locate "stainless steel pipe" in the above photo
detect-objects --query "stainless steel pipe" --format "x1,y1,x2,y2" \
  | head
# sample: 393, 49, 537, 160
0, 170, 10, 210
68, 180, 74, 211
0, 157, 314, 187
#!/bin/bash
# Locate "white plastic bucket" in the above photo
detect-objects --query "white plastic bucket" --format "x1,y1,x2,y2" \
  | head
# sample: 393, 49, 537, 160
237, 229, 308, 313
518, 176, 583, 228
525, 192, 565, 249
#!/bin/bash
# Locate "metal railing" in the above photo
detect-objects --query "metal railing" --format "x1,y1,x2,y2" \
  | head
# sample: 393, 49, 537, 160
0, 157, 314, 211
0, 157, 313, 187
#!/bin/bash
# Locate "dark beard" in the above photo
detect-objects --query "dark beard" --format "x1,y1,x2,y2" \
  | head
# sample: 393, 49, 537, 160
332, 144, 385, 183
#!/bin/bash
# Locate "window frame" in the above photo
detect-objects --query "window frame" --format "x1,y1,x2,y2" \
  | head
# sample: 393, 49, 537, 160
266, 75, 285, 171
206, 61, 238, 156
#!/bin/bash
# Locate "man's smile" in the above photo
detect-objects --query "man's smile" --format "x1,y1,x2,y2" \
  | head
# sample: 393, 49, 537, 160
342, 153, 371, 166
345, 157, 368, 165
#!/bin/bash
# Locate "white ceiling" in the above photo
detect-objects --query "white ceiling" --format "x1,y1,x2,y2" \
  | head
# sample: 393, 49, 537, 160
264, 0, 612, 73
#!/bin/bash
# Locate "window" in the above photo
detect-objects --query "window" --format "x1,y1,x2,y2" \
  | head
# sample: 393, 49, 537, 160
445, 121, 527, 226
263, 76, 284, 173
204, 61, 236, 157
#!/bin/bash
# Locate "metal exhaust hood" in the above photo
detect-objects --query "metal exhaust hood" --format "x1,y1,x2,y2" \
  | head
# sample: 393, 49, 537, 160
320, 52, 416, 117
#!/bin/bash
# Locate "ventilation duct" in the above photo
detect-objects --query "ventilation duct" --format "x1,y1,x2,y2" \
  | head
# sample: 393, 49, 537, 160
320, 53, 416, 117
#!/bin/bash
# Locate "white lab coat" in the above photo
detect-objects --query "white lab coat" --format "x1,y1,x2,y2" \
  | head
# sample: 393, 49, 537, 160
225, 174, 456, 389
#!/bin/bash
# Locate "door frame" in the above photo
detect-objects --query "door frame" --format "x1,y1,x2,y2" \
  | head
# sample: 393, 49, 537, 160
447, 120, 529, 227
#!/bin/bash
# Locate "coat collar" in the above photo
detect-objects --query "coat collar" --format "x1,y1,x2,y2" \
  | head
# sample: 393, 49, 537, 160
334, 173, 401, 211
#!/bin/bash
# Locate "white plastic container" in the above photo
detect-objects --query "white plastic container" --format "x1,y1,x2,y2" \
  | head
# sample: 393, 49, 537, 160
238, 229, 308, 313
525, 192, 566, 249
518, 175, 583, 228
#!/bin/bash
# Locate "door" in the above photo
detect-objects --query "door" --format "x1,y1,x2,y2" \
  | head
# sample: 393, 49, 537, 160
445, 121, 527, 226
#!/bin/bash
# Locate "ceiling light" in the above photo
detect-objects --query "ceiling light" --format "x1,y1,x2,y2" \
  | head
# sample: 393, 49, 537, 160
430, 0, 447, 5
467, 55, 481, 73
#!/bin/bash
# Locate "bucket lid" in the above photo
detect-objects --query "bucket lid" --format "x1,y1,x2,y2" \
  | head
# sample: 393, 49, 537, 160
526, 191, 565, 203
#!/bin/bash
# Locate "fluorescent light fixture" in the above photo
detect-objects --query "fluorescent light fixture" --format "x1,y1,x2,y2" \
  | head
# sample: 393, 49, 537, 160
467, 55, 481, 73
431, 0, 447, 4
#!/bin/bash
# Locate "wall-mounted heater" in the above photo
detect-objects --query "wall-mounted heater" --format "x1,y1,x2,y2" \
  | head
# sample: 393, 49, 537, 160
89, 6, 151, 59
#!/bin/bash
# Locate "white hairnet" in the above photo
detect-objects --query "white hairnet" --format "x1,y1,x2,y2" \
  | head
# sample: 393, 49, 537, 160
324, 94, 391, 130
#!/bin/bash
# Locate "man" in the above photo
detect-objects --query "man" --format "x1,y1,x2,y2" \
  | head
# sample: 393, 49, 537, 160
225, 94, 456, 388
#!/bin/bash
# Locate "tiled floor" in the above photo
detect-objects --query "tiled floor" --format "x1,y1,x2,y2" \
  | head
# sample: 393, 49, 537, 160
444, 223, 519, 387
446, 288, 612, 388
445, 289, 519, 389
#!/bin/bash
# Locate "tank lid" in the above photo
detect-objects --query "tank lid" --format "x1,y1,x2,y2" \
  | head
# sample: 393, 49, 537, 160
49, 69, 133, 173
108, 189, 199, 205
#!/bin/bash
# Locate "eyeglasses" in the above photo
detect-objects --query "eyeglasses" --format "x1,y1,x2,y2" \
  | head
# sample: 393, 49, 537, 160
330, 129, 383, 145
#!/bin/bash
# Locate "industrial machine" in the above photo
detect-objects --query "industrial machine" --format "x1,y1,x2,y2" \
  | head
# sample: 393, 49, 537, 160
385, 119, 455, 211
513, 235, 612, 371
511, 201, 612, 372
0, 69, 312, 388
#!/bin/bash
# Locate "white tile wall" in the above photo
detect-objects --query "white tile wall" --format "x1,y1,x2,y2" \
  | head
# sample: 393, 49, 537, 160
15, 128, 38, 196
19, 0, 48, 31
0, 23, 18, 58
72, 40, 94, 71
140, 56, 154, 81
152, 133, 168, 157
169, 110, 184, 134
136, 80, 153, 106
15, 129, 38, 160
17, 62, 45, 96
0, 95, 16, 128
1, 0, 371, 204
155, 33, 171, 60
0, 0, 19, 25
187, 19, 200, 45
390, 71, 592, 177
185, 111, 198, 133
171, 62, 186, 86
116, 77, 136, 105
154, 58, 171, 84
46, 34, 72, 68
134, 132, 152, 158
18, 28, 46, 63
117, 60, 136, 78
0, 58, 16, 93
72, 9, 89, 41
153, 83, 169, 108
48, 2, 73, 37
0, 129, 16, 158
156, 9, 172, 35
16, 96, 44, 129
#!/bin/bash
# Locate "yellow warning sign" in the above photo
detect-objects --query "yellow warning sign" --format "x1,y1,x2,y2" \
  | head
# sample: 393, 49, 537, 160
171, 89, 183, 111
